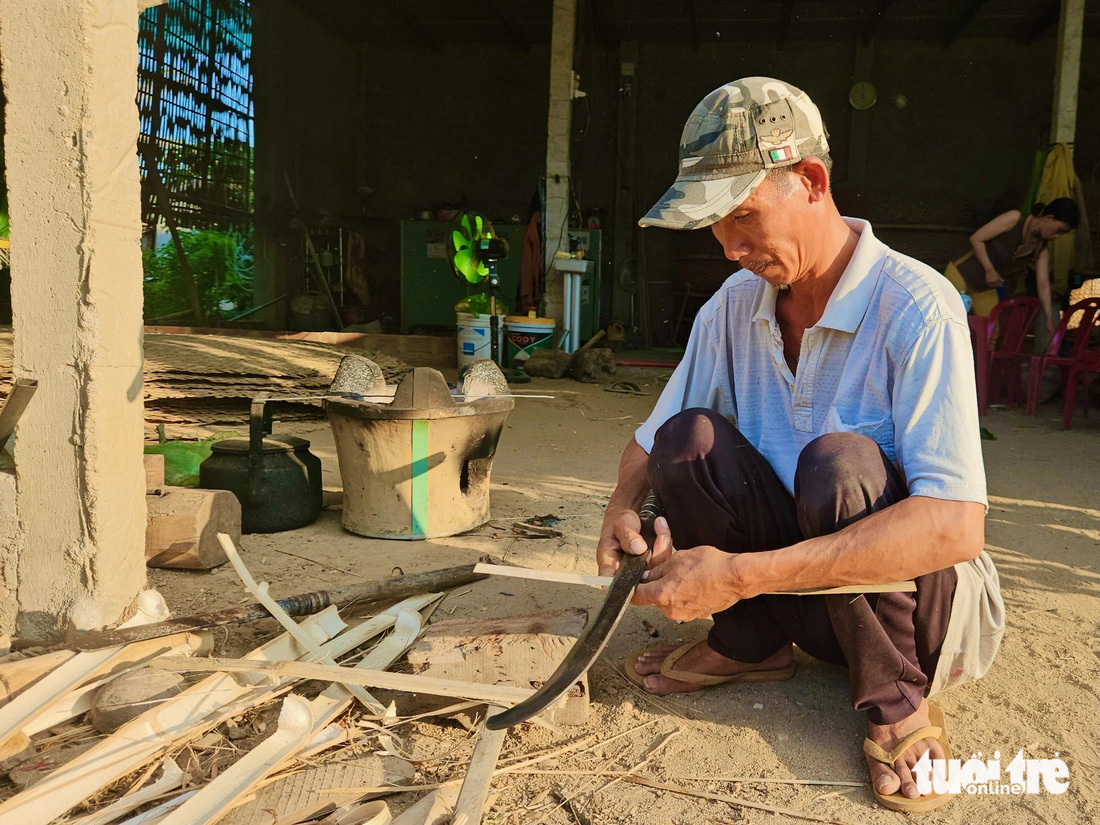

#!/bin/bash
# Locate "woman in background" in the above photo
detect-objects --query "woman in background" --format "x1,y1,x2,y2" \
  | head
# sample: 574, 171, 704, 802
945, 198, 1079, 335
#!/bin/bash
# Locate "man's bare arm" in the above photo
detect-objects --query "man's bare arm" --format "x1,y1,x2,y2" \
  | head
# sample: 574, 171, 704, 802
596, 438, 652, 577
634, 495, 985, 621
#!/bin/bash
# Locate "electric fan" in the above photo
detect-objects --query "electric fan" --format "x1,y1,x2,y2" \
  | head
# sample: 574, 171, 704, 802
447, 211, 509, 367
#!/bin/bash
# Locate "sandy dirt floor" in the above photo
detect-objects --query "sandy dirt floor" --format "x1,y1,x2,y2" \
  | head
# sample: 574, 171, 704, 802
147, 369, 1100, 825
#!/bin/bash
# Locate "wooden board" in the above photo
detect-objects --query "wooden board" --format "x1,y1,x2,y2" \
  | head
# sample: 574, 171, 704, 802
406, 610, 588, 726
218, 757, 415, 825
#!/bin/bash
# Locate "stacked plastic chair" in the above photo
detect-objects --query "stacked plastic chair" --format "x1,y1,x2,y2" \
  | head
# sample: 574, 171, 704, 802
980, 297, 1042, 415
1026, 297, 1100, 429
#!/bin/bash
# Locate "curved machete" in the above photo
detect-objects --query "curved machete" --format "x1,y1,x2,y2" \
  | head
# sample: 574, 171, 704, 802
487, 495, 659, 730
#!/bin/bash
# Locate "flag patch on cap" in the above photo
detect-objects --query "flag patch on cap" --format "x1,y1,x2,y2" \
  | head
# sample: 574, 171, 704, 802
768, 146, 794, 162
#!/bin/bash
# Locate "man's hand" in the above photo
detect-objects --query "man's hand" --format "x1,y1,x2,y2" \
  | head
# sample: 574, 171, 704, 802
596, 505, 647, 577
983, 268, 1004, 288
633, 525, 742, 621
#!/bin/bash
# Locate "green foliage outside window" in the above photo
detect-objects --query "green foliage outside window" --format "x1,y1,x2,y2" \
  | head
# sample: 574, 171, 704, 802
143, 228, 253, 321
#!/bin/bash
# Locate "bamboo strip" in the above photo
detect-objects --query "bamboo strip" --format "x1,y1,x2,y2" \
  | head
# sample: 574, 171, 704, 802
149, 657, 536, 705
473, 563, 916, 594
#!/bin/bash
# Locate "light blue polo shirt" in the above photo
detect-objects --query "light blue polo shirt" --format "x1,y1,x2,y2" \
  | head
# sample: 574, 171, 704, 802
635, 218, 988, 506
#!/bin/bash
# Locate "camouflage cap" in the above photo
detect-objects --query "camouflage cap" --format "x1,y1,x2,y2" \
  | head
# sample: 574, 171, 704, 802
639, 77, 829, 230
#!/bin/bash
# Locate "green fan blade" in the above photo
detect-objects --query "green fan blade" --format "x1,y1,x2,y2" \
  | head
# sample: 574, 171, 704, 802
451, 230, 469, 252
461, 214, 473, 237
454, 249, 480, 283
474, 214, 484, 238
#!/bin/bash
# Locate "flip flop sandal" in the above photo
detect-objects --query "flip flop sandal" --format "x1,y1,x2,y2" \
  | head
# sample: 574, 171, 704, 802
605, 381, 649, 396
625, 642, 797, 692
863, 703, 954, 813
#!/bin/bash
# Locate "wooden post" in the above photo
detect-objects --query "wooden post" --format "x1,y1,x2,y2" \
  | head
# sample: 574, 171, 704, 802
1050, 0, 1085, 145
543, 0, 577, 329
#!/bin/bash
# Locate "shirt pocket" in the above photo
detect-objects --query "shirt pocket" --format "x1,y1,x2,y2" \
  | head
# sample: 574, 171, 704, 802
823, 406, 896, 460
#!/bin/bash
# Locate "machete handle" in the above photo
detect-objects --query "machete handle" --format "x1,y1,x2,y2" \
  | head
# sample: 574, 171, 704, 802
638, 490, 661, 550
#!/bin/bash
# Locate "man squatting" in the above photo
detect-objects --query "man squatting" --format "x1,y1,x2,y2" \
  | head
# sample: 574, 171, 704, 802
596, 77, 1005, 814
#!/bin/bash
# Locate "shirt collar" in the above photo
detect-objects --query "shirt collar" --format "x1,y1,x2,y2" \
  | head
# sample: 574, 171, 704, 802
751, 218, 887, 333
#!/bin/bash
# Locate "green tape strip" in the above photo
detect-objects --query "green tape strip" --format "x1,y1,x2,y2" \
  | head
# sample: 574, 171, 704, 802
411, 419, 429, 537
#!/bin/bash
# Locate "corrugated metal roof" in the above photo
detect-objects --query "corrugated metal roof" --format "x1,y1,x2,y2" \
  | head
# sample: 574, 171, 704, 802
295, 1, 1098, 48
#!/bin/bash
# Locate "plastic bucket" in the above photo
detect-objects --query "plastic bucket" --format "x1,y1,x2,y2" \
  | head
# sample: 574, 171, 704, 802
456, 312, 504, 368
504, 316, 556, 365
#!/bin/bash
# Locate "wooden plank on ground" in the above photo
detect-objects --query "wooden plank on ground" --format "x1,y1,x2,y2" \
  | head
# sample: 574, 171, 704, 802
407, 610, 588, 726
218, 757, 414, 825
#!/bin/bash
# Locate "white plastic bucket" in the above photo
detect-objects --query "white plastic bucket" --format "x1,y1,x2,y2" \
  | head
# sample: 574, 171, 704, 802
456, 312, 504, 368
504, 315, 556, 365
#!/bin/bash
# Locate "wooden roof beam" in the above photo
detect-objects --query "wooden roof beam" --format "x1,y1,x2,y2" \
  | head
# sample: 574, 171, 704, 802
943, 0, 989, 46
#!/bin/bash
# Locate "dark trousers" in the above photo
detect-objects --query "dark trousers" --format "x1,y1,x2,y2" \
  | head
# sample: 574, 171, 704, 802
647, 408, 957, 725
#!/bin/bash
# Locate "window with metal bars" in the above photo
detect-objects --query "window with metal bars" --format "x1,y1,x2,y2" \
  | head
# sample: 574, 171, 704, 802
138, 0, 253, 234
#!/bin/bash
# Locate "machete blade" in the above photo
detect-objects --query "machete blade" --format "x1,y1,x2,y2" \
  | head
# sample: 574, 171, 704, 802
485, 547, 651, 730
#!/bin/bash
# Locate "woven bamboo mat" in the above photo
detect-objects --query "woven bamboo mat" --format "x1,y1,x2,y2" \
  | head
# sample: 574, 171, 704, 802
0, 331, 409, 439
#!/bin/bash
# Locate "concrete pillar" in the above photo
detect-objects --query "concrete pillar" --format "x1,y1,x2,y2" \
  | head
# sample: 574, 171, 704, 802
543, 0, 577, 331
0, 0, 147, 638
1050, 0, 1085, 144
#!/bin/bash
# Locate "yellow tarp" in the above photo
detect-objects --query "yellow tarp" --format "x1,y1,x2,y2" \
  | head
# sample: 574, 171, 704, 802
1035, 143, 1077, 295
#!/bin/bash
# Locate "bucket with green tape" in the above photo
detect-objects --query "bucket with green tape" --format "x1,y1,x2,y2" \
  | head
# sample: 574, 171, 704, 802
504, 314, 556, 367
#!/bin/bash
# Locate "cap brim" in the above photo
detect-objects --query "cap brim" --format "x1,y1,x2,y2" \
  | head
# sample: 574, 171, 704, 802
638, 170, 767, 230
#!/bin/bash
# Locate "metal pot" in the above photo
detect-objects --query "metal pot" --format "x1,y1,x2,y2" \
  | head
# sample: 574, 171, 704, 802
199, 397, 322, 533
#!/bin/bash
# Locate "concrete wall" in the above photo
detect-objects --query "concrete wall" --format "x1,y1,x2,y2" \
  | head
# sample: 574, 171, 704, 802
252, 0, 366, 326
573, 34, 1098, 343
252, 7, 550, 327
356, 43, 551, 325
252, 21, 1096, 341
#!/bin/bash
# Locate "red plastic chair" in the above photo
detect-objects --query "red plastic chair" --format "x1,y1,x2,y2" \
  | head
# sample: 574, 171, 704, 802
1026, 298, 1100, 421
980, 297, 1042, 415
1062, 305, 1100, 430
968, 315, 991, 416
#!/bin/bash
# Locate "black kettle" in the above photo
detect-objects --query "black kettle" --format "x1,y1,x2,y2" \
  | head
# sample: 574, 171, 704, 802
199, 396, 322, 533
